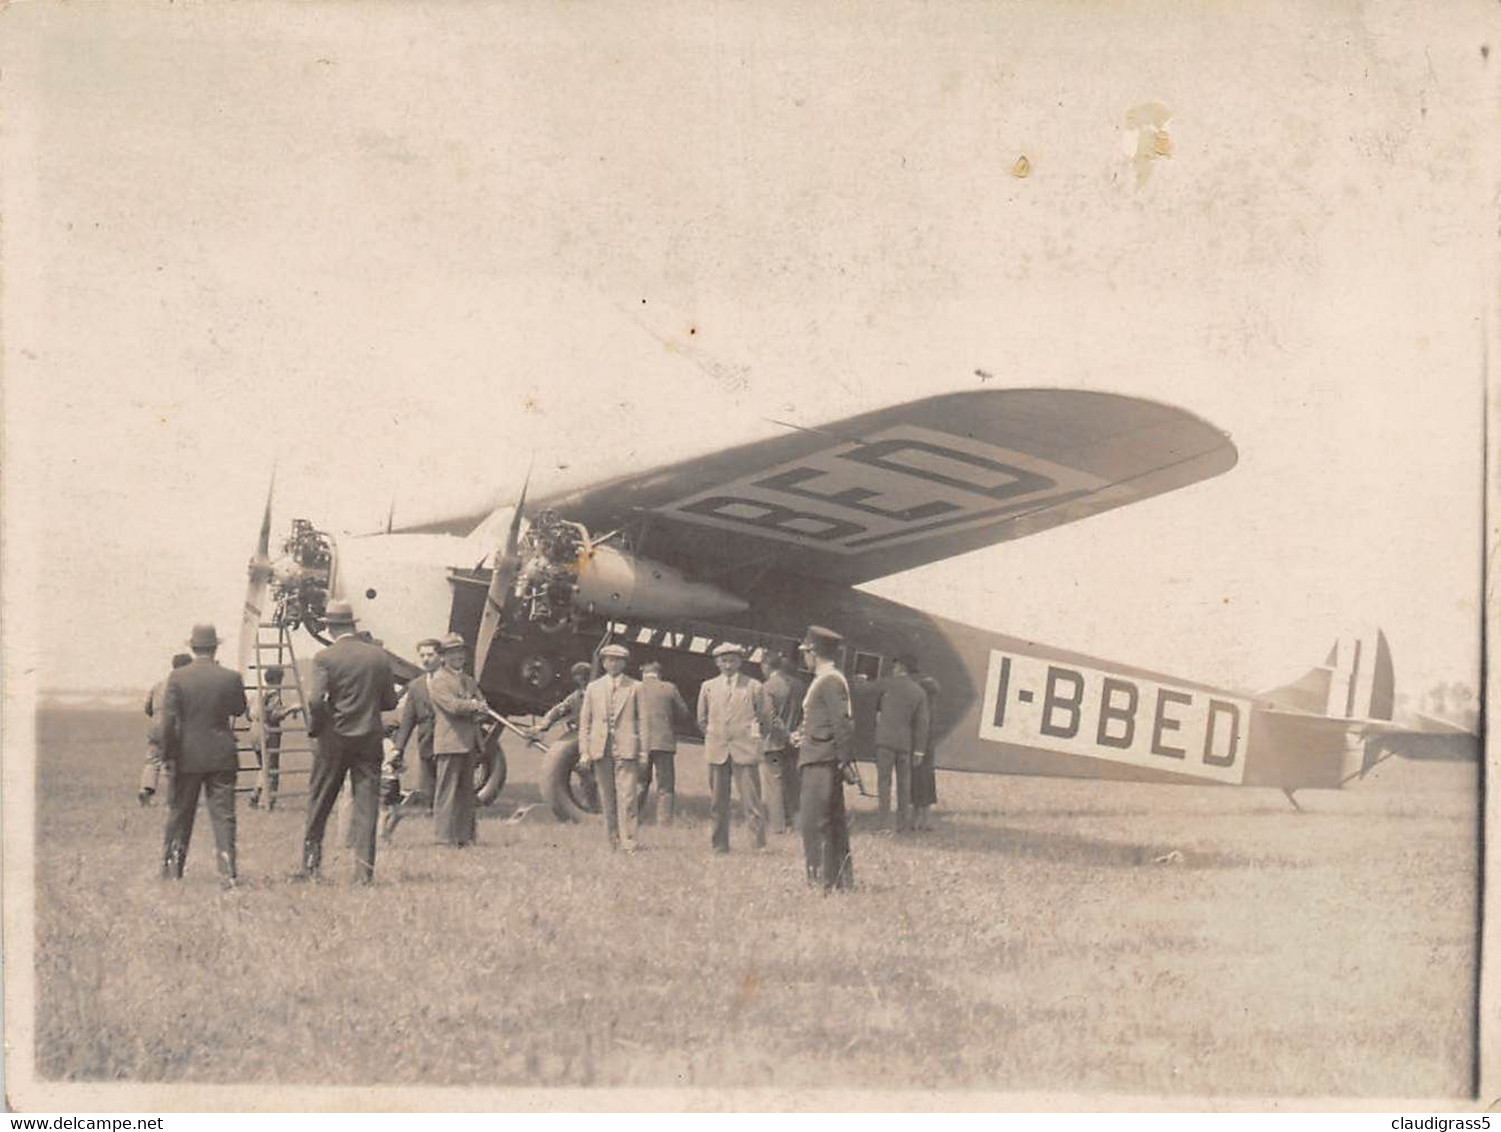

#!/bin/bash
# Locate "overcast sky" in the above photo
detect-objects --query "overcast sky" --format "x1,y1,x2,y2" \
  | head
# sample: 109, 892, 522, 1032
2, 0, 1490, 700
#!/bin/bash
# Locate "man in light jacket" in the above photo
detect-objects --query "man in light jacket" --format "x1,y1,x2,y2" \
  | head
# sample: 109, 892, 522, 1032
697, 642, 773, 853
577, 643, 645, 852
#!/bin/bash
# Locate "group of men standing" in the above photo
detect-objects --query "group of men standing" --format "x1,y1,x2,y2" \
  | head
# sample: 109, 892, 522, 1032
560, 624, 936, 892
147, 603, 939, 895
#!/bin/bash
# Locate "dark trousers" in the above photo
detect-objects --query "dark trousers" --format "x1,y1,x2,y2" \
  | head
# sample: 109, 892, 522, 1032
304, 730, 383, 882
635, 749, 677, 814
761, 746, 801, 833
709, 761, 765, 852
433, 749, 477, 845
876, 744, 913, 830
162, 769, 237, 880
799, 762, 853, 890
418, 753, 437, 812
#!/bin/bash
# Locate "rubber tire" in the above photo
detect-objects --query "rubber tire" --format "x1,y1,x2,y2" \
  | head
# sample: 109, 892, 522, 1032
474, 725, 508, 807
539, 736, 601, 823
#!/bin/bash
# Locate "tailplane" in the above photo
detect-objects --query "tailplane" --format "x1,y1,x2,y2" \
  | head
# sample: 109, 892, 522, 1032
1258, 627, 1395, 722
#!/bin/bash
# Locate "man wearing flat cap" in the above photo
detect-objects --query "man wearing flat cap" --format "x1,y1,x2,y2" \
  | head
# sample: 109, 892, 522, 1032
295, 599, 398, 883
577, 643, 646, 851
796, 625, 856, 890
160, 624, 247, 887
697, 642, 773, 853
427, 633, 487, 847
875, 654, 929, 832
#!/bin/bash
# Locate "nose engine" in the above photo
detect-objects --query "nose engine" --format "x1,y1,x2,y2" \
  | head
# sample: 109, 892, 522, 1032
267, 519, 336, 630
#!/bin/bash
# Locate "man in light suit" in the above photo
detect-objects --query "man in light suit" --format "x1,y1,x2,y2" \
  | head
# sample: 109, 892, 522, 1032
294, 600, 398, 884
577, 643, 645, 852
160, 625, 247, 887
697, 642, 773, 853
140, 652, 192, 806
427, 633, 487, 847
796, 626, 856, 891
875, 654, 930, 832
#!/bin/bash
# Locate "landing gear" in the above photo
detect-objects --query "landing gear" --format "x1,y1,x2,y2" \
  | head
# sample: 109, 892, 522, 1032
539, 736, 601, 822
474, 722, 509, 806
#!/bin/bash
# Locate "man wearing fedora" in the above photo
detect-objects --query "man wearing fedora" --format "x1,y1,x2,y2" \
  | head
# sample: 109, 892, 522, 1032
796, 625, 856, 891
295, 599, 398, 883
576, 642, 645, 851
160, 624, 248, 886
697, 642, 773, 853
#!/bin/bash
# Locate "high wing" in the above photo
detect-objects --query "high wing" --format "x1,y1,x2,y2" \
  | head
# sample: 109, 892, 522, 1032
422, 389, 1237, 587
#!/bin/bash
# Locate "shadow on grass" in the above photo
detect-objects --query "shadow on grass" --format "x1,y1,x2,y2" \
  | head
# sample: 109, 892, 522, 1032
903, 818, 1305, 870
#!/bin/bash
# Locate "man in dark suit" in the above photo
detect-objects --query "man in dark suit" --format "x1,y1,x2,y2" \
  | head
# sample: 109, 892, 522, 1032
796, 626, 856, 891
294, 600, 398, 884
634, 659, 692, 825
160, 625, 248, 887
874, 654, 930, 832
760, 650, 805, 835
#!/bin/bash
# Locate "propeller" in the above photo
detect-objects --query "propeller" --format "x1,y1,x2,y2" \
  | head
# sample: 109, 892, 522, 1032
238, 470, 276, 681
474, 464, 531, 685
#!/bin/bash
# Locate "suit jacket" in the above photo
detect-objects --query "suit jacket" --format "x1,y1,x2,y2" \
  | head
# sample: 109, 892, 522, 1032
428, 666, 487, 755
393, 672, 437, 760
578, 674, 643, 763
798, 666, 853, 768
308, 633, 398, 739
696, 672, 771, 766
144, 678, 168, 746
637, 675, 690, 752
875, 673, 931, 754
761, 669, 805, 752
162, 658, 248, 774
850, 677, 881, 756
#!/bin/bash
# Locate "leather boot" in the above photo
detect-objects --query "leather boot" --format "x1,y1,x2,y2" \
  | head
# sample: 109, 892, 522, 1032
217, 846, 238, 888
290, 839, 322, 882
161, 841, 185, 880
660, 790, 675, 827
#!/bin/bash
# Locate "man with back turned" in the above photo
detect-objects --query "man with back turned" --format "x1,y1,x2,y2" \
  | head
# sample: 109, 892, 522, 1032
294, 600, 398, 884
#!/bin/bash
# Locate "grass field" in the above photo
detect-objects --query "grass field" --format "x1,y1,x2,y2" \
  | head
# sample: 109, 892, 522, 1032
28, 706, 1479, 1099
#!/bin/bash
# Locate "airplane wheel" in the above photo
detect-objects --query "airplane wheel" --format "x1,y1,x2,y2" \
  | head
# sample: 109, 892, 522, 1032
474, 726, 508, 806
539, 736, 600, 822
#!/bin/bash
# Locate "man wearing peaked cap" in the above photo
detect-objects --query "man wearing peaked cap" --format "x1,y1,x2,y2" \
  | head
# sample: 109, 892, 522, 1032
160, 624, 248, 887
577, 642, 647, 851
294, 599, 398, 884
697, 641, 773, 853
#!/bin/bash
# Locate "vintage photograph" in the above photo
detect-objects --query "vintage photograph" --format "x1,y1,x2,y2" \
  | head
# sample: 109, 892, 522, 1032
1, 0, 1491, 1112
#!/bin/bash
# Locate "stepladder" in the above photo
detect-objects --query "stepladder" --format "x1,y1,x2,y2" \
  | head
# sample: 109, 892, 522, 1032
234, 622, 317, 810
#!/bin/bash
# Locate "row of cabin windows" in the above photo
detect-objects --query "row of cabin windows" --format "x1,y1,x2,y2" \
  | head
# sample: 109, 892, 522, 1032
606, 620, 891, 683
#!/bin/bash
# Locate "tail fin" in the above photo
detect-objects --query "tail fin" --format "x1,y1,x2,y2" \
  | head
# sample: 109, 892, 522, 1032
1259, 628, 1395, 721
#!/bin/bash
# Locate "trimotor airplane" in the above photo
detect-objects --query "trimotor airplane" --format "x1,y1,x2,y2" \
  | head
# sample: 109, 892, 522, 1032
238, 389, 1473, 820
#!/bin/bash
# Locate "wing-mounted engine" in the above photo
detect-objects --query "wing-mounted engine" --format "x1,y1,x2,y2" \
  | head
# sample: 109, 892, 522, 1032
270, 519, 336, 631
508, 507, 749, 626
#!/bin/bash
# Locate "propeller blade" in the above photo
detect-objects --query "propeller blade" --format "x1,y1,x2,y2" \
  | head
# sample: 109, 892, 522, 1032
475, 463, 532, 684
239, 471, 276, 680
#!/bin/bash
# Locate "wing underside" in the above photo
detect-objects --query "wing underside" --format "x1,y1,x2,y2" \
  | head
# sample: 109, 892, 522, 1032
410, 389, 1238, 586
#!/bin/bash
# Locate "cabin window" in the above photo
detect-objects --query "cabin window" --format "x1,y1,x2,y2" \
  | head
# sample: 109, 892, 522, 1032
853, 651, 883, 681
